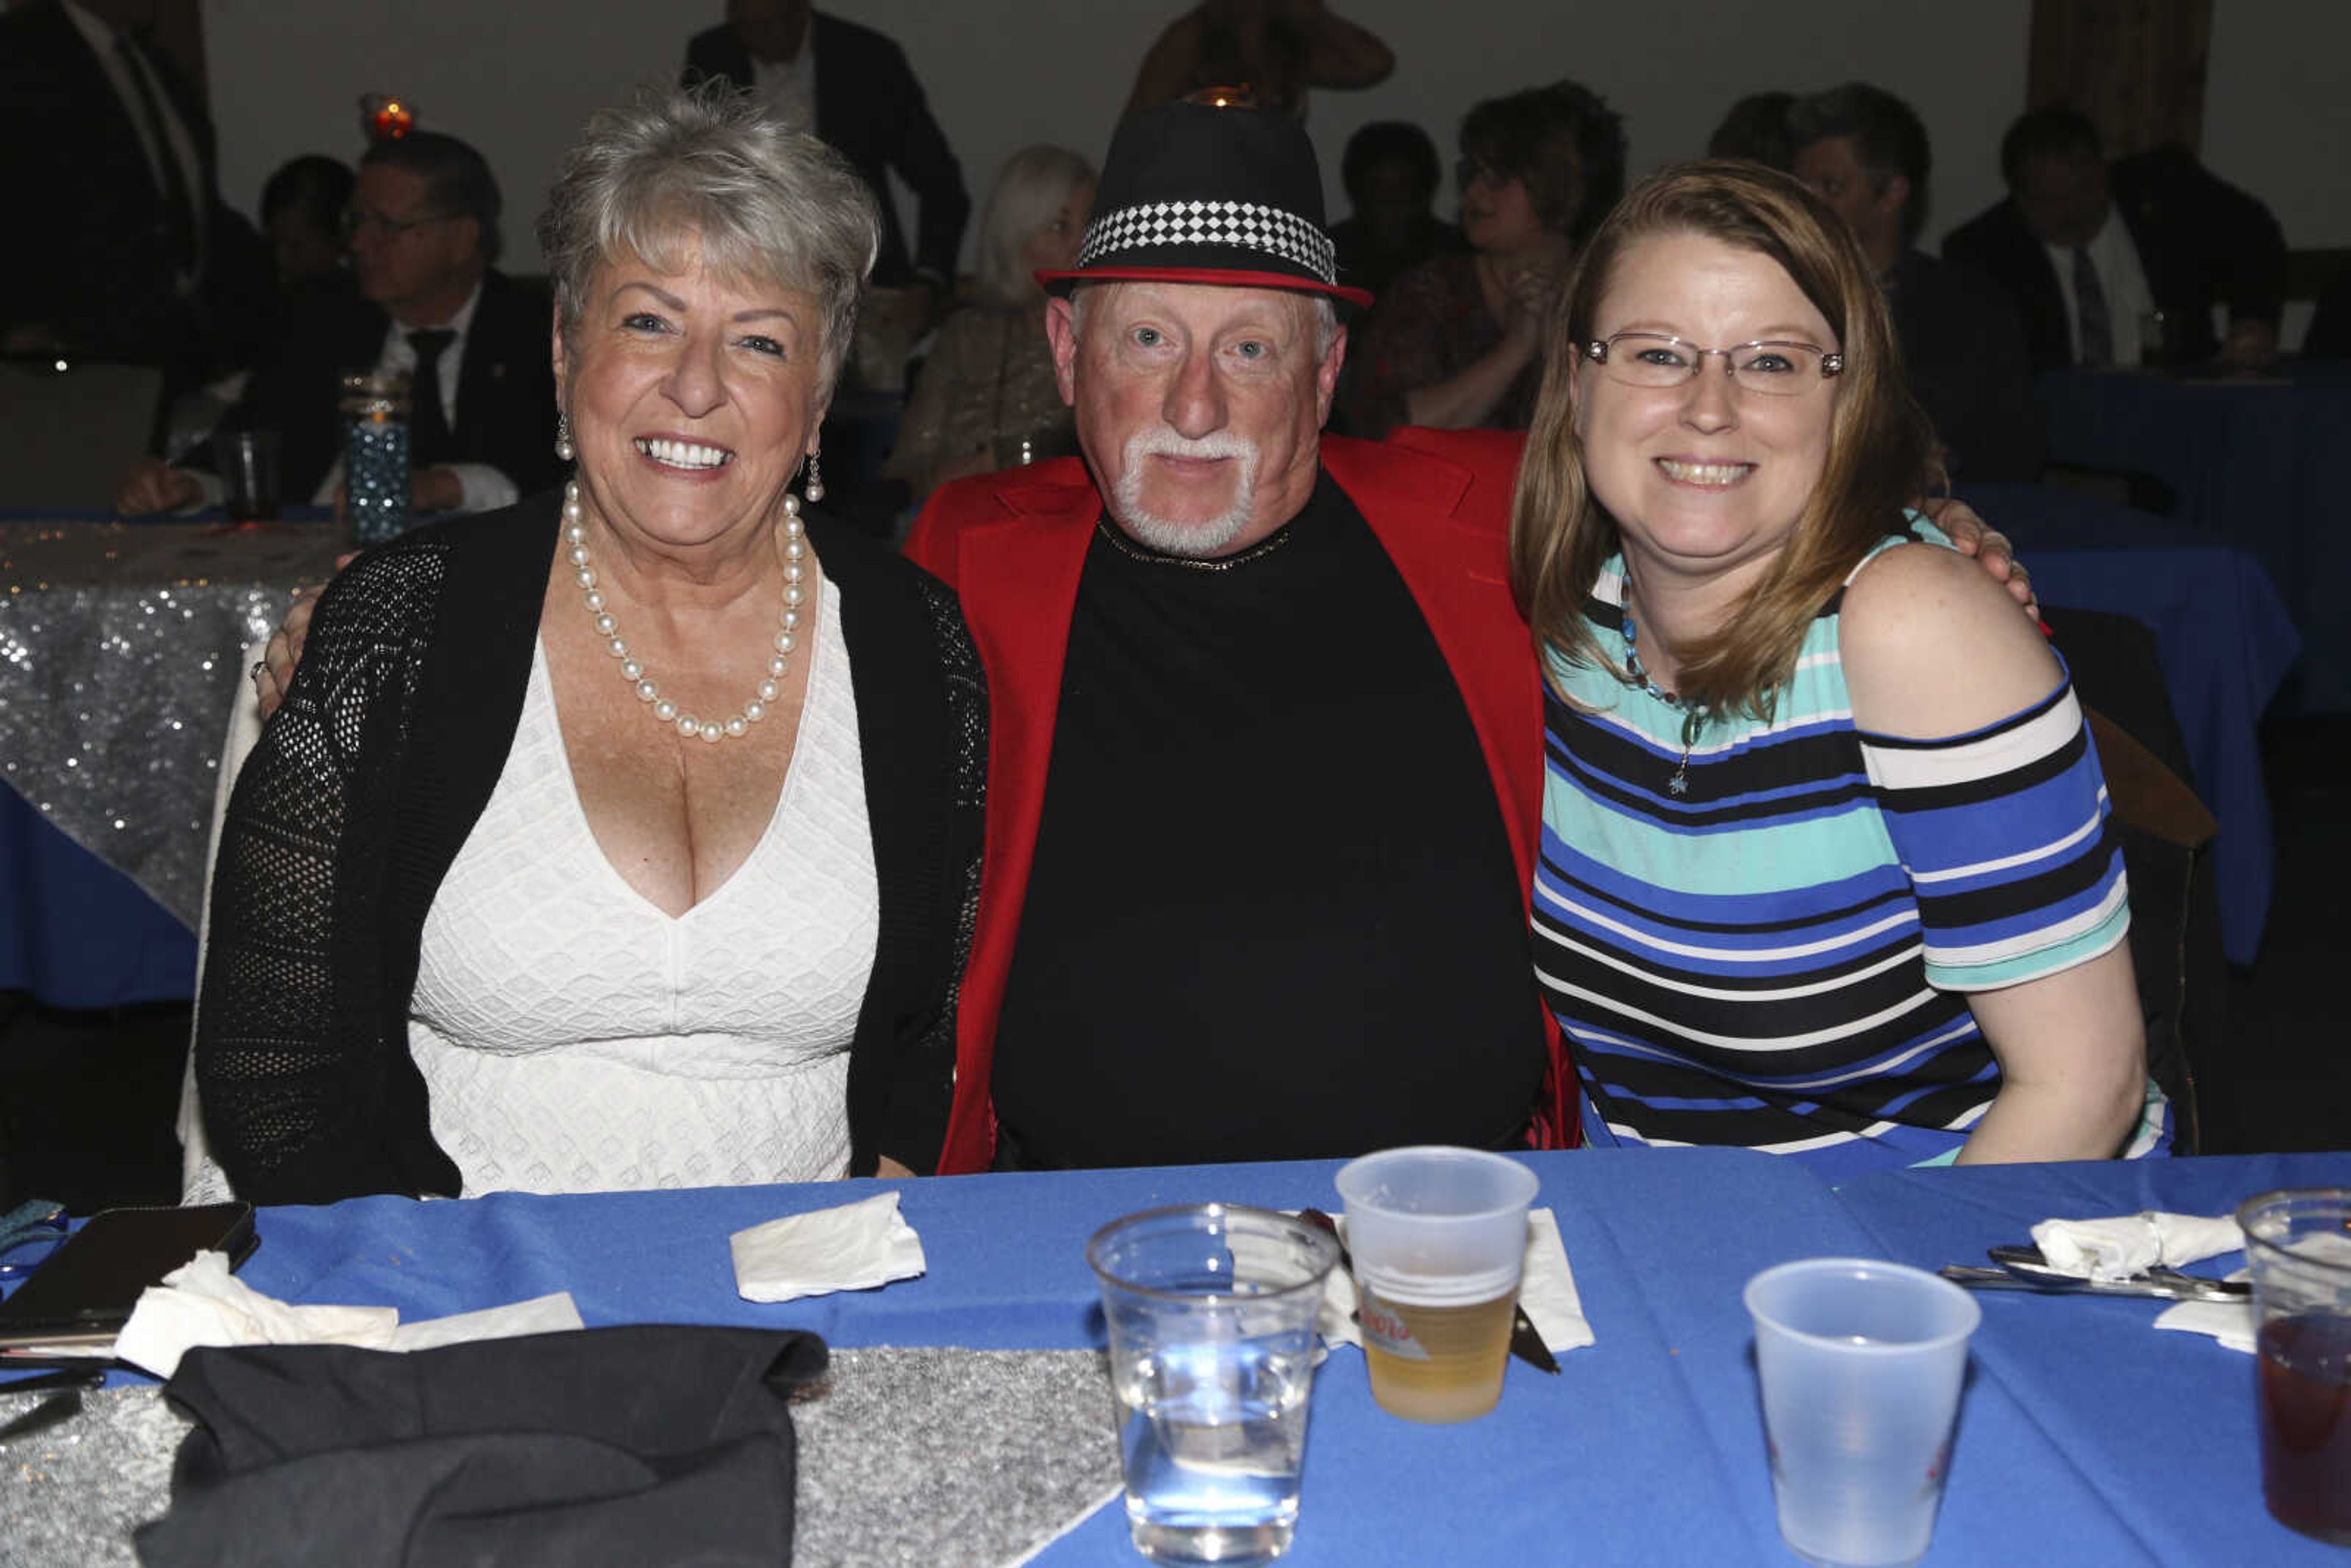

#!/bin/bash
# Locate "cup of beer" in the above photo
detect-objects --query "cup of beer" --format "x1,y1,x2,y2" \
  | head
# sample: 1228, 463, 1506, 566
1333, 1146, 1538, 1424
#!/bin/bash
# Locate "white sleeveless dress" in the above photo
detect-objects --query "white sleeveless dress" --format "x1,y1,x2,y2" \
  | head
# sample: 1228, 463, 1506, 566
405, 576, 879, 1195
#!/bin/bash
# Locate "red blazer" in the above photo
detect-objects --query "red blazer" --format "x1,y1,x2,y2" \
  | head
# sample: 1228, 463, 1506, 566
905, 428, 1575, 1172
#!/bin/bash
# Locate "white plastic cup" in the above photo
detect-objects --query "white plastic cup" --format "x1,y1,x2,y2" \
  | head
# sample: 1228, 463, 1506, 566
1744, 1258, 1981, 1567
1334, 1146, 1539, 1424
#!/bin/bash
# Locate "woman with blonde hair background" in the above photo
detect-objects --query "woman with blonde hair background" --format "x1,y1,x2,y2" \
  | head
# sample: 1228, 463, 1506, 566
880, 144, 1095, 505
1512, 160, 2160, 1173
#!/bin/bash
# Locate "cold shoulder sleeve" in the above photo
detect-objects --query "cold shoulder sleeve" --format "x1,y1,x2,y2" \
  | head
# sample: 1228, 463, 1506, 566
1859, 670, 2131, 992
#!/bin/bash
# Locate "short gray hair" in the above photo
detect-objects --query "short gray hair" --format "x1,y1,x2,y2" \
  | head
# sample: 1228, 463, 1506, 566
973, 144, 1095, 308
538, 86, 880, 391
1070, 283, 1340, 358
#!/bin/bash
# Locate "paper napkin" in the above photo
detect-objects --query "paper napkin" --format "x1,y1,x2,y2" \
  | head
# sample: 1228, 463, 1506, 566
2154, 1289, 2257, 1354
1318, 1207, 1595, 1357
2028, 1210, 2243, 1282
730, 1190, 928, 1304
111, 1250, 583, 1378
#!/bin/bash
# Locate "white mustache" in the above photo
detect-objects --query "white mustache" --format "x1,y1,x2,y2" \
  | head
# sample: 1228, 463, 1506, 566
1123, 429, 1256, 464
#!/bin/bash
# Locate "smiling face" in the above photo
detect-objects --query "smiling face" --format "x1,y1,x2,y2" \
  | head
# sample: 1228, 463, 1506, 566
1048, 281, 1342, 557
555, 242, 826, 559
1571, 231, 1838, 594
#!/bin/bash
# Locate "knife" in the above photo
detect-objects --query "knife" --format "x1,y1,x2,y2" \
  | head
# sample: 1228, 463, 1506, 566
1297, 1207, 1561, 1375
1937, 1263, 2248, 1302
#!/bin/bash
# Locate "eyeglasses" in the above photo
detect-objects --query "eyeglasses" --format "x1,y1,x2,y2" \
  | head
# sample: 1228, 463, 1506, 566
339, 206, 457, 241
1583, 332, 1844, 396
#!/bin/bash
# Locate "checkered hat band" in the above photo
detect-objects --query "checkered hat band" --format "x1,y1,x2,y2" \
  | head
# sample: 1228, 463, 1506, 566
1078, 199, 1336, 284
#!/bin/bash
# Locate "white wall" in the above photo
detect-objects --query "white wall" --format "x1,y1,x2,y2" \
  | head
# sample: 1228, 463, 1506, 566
203, 0, 2331, 282
2207, 0, 2351, 247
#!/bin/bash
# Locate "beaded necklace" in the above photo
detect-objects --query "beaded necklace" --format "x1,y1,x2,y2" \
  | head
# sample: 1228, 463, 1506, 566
1618, 579, 1708, 797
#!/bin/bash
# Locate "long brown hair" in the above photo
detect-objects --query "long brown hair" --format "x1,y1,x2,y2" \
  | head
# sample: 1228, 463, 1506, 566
1508, 159, 1938, 719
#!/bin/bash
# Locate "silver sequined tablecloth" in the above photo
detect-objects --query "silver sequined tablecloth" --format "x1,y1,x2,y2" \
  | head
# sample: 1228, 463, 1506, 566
0, 523, 347, 931
1, 1348, 1122, 1567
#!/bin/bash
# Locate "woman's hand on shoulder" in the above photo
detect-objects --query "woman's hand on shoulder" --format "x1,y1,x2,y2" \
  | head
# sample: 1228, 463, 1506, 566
1840, 541, 2062, 741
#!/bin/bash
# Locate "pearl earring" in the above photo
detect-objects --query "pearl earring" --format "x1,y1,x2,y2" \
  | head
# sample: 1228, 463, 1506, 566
554, 412, 576, 462
802, 451, 824, 504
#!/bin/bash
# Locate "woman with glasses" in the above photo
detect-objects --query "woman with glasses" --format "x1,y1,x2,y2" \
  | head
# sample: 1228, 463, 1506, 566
1343, 80, 1622, 439
1511, 161, 2161, 1173
879, 145, 1094, 509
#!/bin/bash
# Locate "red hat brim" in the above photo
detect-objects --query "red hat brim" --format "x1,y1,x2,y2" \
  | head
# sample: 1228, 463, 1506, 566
1034, 264, 1373, 311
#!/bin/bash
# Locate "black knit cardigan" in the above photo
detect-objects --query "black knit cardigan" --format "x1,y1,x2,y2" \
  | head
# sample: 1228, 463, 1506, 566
194, 491, 986, 1202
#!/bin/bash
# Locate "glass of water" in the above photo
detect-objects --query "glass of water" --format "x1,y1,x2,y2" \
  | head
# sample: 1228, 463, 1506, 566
1087, 1204, 1340, 1566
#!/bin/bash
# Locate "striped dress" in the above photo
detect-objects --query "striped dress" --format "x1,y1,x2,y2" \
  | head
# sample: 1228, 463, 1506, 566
1532, 526, 2166, 1177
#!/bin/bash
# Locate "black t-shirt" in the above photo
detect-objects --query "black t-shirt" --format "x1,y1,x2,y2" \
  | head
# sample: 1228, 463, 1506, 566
991, 473, 1546, 1168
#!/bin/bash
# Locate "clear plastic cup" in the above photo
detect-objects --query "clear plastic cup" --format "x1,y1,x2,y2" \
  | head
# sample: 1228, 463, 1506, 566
1334, 1146, 1539, 1424
1744, 1258, 1981, 1568
2237, 1187, 2351, 1545
1088, 1204, 1340, 1566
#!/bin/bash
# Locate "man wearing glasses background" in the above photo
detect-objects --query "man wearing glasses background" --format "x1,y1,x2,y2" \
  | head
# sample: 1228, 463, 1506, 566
119, 131, 561, 519
1787, 83, 2041, 484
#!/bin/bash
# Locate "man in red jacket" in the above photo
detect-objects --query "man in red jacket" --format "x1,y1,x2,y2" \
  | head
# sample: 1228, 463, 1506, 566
906, 102, 1569, 1174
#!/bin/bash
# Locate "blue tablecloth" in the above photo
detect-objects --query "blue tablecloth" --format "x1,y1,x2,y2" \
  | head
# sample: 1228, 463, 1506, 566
46, 1149, 2340, 1566
2036, 364, 2351, 712
1959, 482, 2300, 964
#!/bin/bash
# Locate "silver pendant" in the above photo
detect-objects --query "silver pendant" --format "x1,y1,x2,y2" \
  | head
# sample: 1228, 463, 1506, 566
1668, 770, 1689, 795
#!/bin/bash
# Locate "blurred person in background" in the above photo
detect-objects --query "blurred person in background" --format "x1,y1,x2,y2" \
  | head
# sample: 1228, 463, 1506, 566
1126, 0, 1393, 116
684, 0, 969, 309
1944, 107, 2285, 370
0, 0, 268, 381
259, 155, 356, 291
1344, 81, 1623, 438
118, 130, 561, 517
880, 145, 1095, 509
1329, 120, 1463, 301
1790, 83, 2040, 481
1706, 91, 1796, 170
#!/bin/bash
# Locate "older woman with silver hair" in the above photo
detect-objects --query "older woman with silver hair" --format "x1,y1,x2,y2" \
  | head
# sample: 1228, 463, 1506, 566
194, 88, 986, 1204
881, 144, 1095, 503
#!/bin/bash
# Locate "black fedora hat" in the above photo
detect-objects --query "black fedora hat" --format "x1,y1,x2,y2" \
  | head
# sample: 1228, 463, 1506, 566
1037, 101, 1374, 309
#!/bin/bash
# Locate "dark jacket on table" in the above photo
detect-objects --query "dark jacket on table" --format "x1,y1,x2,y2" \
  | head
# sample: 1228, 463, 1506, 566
683, 13, 969, 288
0, 0, 269, 378
1887, 249, 2042, 482
195, 493, 988, 1203
1941, 146, 2287, 370
199, 269, 563, 503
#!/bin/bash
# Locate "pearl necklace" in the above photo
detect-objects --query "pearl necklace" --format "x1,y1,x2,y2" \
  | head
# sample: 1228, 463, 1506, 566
1618, 577, 1708, 797
562, 480, 804, 744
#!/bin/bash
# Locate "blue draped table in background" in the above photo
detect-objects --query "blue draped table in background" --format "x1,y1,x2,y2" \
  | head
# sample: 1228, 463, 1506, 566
12, 1148, 2342, 1565
1959, 482, 2298, 964
2035, 363, 2351, 712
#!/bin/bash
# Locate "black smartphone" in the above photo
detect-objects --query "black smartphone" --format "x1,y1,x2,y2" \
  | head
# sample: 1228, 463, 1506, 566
0, 1202, 257, 1351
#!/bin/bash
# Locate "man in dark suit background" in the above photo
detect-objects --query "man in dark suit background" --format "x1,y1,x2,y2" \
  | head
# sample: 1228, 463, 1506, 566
0, 0, 268, 379
682, 0, 969, 296
118, 131, 561, 516
1943, 107, 2285, 371
1788, 83, 2041, 482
